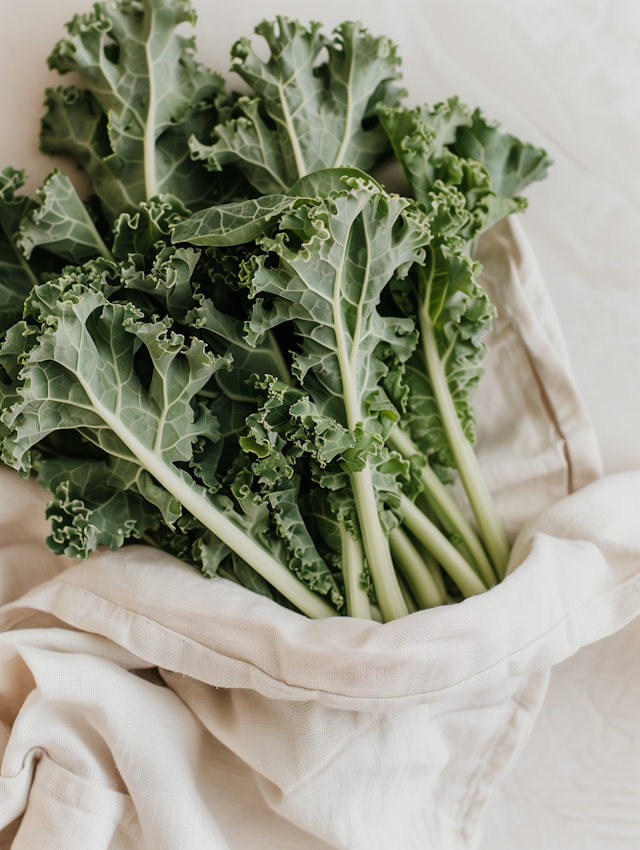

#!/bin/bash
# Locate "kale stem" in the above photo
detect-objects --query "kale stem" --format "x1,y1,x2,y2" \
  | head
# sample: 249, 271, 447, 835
418, 264, 510, 578
400, 495, 487, 597
350, 462, 409, 622
389, 526, 444, 609
339, 522, 372, 619
387, 425, 498, 586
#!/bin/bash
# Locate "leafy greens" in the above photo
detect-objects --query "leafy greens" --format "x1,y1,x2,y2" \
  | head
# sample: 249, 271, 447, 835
0, 1, 551, 621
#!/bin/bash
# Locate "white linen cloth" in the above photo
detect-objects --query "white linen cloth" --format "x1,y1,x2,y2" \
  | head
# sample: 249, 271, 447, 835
1, 218, 638, 849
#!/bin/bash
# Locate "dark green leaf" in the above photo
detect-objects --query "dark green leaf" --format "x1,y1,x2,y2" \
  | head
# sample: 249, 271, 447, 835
0, 171, 38, 338
35, 454, 170, 558
112, 195, 190, 260
390, 237, 495, 475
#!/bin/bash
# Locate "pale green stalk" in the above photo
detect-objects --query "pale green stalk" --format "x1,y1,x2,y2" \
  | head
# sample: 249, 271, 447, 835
389, 526, 444, 609
400, 495, 487, 598
351, 466, 409, 621
387, 425, 497, 586
409, 530, 448, 599
418, 262, 510, 578
339, 523, 372, 619
332, 221, 409, 623
396, 568, 419, 614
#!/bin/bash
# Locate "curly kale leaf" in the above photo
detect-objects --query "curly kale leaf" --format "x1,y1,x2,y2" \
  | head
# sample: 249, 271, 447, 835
18, 170, 114, 264
191, 19, 404, 194
41, 0, 249, 222
377, 98, 551, 237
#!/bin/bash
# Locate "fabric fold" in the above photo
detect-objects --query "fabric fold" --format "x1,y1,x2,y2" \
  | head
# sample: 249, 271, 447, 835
0, 469, 638, 710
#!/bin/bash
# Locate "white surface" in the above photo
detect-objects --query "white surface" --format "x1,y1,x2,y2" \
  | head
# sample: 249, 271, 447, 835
0, 1, 639, 847
482, 618, 640, 849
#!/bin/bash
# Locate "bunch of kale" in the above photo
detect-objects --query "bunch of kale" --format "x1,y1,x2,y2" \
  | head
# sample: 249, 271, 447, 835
0, 0, 550, 620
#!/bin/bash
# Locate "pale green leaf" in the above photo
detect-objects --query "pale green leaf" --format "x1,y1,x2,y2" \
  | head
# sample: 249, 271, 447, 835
18, 170, 113, 264
171, 195, 296, 246
377, 99, 543, 237
455, 109, 553, 197
191, 18, 404, 193
288, 166, 383, 199
40, 86, 131, 222
3, 281, 226, 471
42, 0, 237, 221
247, 180, 428, 439
121, 245, 201, 320
0, 275, 337, 617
